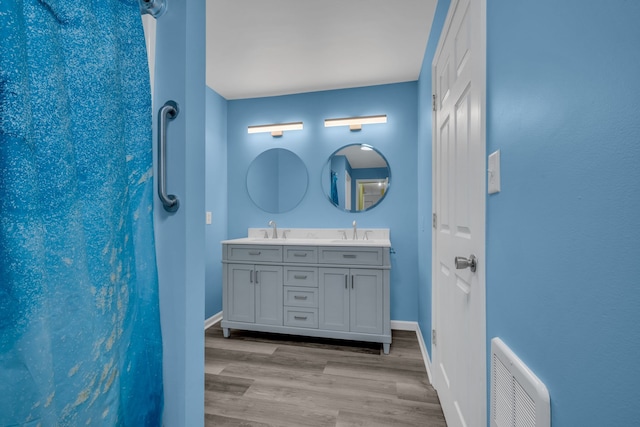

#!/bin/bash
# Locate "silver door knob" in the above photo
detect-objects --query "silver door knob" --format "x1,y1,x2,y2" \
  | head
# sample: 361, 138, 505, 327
455, 255, 477, 272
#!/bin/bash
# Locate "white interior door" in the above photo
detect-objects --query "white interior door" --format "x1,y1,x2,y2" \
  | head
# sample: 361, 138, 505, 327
432, 0, 486, 426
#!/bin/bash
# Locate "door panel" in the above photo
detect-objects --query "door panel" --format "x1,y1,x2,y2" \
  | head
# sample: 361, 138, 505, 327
454, 86, 471, 238
227, 264, 255, 323
350, 269, 383, 334
319, 268, 349, 332
255, 265, 283, 325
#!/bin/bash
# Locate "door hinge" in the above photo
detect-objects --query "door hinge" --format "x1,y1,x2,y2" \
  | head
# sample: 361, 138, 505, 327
432, 213, 437, 229
432, 329, 437, 346
432, 94, 437, 111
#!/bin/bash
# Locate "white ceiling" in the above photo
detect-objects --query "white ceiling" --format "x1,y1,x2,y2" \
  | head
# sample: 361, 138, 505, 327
206, 0, 437, 100
337, 145, 388, 169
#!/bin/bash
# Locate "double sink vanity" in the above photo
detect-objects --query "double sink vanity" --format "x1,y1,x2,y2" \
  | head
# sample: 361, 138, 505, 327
221, 227, 392, 354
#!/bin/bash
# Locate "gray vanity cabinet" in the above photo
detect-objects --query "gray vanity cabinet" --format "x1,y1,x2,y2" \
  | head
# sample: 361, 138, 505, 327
222, 243, 391, 353
319, 268, 383, 335
223, 245, 284, 337
226, 264, 283, 326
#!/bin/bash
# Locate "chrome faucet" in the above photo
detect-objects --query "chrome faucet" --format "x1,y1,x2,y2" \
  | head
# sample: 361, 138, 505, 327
268, 220, 278, 239
352, 220, 358, 240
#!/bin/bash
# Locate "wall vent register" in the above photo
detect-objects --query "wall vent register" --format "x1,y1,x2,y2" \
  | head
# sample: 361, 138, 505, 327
491, 338, 550, 427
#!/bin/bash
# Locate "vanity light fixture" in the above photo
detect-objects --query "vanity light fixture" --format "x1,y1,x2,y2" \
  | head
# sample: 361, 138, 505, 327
324, 114, 387, 131
247, 121, 303, 137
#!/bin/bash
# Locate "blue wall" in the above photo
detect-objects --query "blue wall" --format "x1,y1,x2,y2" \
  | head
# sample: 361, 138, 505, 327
416, 0, 450, 358
154, 1, 206, 425
205, 87, 227, 318
486, 1, 640, 425
226, 83, 419, 321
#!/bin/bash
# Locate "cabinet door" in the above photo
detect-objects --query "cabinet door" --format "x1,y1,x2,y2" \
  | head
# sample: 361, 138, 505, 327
227, 264, 255, 323
319, 268, 350, 332
350, 269, 383, 334
255, 265, 283, 326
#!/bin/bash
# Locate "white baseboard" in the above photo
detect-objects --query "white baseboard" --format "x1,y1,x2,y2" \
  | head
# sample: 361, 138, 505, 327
390, 320, 418, 331
415, 323, 433, 384
204, 311, 223, 330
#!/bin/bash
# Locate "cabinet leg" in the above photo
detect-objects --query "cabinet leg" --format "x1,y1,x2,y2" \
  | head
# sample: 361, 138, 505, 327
383, 343, 390, 354
223, 328, 230, 338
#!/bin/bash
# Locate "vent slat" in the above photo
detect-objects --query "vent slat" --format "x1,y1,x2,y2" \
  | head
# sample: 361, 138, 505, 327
490, 338, 550, 427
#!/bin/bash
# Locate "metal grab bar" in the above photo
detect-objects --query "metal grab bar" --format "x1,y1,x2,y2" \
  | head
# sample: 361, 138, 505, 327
139, 0, 167, 18
157, 100, 180, 212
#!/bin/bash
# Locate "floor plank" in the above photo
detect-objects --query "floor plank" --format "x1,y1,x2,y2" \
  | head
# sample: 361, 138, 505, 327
205, 323, 447, 426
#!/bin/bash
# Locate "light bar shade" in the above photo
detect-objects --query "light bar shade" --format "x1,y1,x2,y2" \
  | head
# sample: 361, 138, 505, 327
324, 115, 387, 131
247, 121, 303, 137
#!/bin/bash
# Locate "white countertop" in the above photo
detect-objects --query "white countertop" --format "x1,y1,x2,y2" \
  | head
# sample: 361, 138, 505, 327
222, 228, 391, 247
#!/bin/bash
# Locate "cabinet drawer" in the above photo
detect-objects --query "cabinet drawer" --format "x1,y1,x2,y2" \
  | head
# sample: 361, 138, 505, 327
318, 247, 383, 266
227, 245, 282, 262
284, 286, 318, 308
283, 246, 318, 263
284, 308, 318, 329
284, 267, 318, 287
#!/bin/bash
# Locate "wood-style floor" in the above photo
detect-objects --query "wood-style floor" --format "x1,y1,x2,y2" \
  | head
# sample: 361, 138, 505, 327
204, 323, 447, 426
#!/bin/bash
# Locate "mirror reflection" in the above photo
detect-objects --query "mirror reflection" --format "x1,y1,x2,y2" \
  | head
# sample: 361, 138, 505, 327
246, 148, 308, 213
322, 144, 390, 212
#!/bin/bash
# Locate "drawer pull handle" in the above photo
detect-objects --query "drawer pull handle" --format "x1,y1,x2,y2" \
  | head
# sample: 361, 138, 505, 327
248, 251, 261, 256
294, 316, 308, 321
294, 295, 308, 300
294, 253, 308, 257
345, 275, 348, 289
342, 254, 357, 258
294, 275, 308, 279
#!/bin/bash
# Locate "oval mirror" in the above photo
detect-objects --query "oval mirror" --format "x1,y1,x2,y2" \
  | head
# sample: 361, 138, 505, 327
321, 144, 391, 212
246, 148, 308, 213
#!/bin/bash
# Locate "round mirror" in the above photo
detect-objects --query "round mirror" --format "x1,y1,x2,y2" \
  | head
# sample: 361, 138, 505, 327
321, 144, 391, 212
246, 148, 308, 213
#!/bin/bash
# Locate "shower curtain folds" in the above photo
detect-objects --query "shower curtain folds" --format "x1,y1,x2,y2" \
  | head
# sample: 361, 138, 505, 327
0, 1, 164, 425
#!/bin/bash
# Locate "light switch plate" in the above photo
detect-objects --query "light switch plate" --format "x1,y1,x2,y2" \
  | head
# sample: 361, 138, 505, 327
488, 150, 501, 194
206, 211, 212, 224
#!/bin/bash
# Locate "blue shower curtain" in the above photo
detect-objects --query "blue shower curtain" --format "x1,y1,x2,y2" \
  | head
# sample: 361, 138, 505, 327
0, 1, 163, 425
